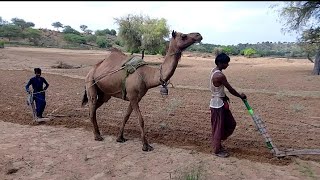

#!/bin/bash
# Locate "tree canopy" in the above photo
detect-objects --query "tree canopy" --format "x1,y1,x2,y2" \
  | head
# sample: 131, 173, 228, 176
275, 1, 320, 75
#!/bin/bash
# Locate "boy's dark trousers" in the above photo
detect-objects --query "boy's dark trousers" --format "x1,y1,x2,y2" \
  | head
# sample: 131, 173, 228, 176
33, 93, 46, 118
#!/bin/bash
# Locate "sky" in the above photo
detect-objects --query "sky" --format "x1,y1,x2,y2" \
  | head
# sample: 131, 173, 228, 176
0, 1, 299, 45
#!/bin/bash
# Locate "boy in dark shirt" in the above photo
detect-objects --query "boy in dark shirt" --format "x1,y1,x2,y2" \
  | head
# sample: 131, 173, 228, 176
25, 68, 49, 118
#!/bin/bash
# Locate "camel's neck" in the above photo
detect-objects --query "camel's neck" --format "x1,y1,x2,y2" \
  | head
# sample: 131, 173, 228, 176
144, 42, 182, 89
160, 44, 181, 82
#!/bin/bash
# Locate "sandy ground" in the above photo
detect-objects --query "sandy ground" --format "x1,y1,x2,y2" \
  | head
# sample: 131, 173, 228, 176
0, 47, 320, 179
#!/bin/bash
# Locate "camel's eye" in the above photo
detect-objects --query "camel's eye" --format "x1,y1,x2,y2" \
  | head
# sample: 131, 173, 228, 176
181, 34, 187, 40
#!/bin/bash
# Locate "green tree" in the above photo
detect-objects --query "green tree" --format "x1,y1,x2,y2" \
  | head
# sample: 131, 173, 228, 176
243, 48, 257, 58
80, 25, 88, 32
63, 25, 80, 35
114, 14, 169, 55
85, 34, 97, 43
274, 1, 320, 75
52, 21, 63, 31
141, 17, 170, 54
96, 36, 111, 48
11, 18, 35, 30
114, 14, 144, 54
110, 29, 117, 36
0, 24, 23, 41
95, 29, 112, 36
63, 33, 86, 44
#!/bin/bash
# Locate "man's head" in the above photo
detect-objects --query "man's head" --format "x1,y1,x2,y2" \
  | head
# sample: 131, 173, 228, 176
215, 53, 230, 69
34, 68, 41, 76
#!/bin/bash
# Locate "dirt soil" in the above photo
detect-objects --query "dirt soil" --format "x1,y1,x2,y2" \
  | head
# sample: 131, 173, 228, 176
0, 47, 320, 179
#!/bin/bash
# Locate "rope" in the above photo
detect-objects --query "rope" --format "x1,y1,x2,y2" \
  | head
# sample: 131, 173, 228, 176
27, 49, 183, 117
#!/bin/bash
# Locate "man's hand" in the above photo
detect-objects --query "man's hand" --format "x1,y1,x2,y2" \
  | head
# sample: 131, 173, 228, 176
240, 93, 247, 100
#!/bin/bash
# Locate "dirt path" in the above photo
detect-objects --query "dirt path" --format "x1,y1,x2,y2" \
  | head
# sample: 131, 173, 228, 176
1, 121, 320, 180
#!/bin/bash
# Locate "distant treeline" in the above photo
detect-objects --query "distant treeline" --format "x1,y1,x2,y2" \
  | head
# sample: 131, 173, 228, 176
0, 16, 308, 58
187, 41, 306, 58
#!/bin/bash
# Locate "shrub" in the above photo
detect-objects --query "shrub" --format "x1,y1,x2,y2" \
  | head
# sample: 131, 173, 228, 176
96, 36, 111, 48
63, 33, 86, 44
0, 40, 5, 48
243, 48, 257, 58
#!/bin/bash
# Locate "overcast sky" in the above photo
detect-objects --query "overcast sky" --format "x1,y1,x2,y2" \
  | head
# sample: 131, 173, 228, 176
0, 1, 298, 45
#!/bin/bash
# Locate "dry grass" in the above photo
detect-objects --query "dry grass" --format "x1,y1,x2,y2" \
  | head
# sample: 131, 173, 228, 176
51, 61, 81, 69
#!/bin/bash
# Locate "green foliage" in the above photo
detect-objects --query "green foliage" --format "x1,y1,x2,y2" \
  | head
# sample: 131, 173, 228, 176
95, 29, 116, 36
52, 21, 63, 31
114, 14, 144, 53
63, 26, 80, 35
243, 48, 257, 57
0, 24, 23, 41
141, 17, 170, 55
0, 40, 5, 48
80, 25, 88, 32
115, 14, 169, 54
275, 1, 320, 74
110, 29, 116, 36
11, 18, 35, 30
96, 36, 111, 48
24, 28, 41, 45
85, 34, 97, 43
277, 1, 320, 33
63, 33, 86, 44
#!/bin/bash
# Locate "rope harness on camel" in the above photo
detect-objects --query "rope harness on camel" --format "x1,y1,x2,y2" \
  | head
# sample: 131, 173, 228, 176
86, 50, 182, 99
120, 56, 148, 100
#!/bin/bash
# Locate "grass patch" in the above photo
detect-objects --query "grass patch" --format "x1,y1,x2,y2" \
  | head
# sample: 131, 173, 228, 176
51, 61, 81, 69
160, 97, 183, 116
290, 104, 304, 113
176, 163, 205, 180
294, 159, 316, 179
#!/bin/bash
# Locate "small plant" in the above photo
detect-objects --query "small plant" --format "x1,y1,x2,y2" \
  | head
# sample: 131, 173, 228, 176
290, 104, 304, 113
177, 163, 205, 180
183, 169, 201, 180
243, 48, 257, 58
295, 159, 316, 179
51, 61, 80, 69
163, 98, 182, 116
0, 40, 5, 48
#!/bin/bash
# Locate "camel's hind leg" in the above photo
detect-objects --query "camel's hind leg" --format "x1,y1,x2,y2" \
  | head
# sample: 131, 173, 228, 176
116, 104, 133, 143
87, 84, 110, 141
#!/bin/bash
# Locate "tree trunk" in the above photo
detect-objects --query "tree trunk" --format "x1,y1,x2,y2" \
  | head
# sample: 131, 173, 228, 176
312, 50, 320, 75
141, 49, 145, 59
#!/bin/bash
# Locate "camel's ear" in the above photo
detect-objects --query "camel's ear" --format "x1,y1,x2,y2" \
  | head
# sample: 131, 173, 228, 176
172, 30, 176, 38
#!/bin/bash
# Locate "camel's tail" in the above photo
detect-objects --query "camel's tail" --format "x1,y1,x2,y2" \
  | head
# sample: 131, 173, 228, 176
81, 87, 88, 107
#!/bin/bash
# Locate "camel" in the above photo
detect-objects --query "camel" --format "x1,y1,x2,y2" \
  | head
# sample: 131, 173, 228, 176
81, 30, 202, 151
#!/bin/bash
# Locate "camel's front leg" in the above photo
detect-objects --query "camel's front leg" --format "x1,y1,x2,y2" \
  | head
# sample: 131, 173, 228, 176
116, 104, 133, 143
130, 100, 153, 151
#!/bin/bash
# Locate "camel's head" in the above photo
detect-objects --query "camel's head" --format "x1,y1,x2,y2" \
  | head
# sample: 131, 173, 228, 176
171, 30, 202, 51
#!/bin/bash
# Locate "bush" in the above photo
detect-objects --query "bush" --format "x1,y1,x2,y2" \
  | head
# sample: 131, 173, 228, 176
85, 35, 97, 43
63, 33, 86, 44
96, 36, 111, 48
0, 40, 5, 48
243, 48, 257, 58
63, 26, 80, 35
